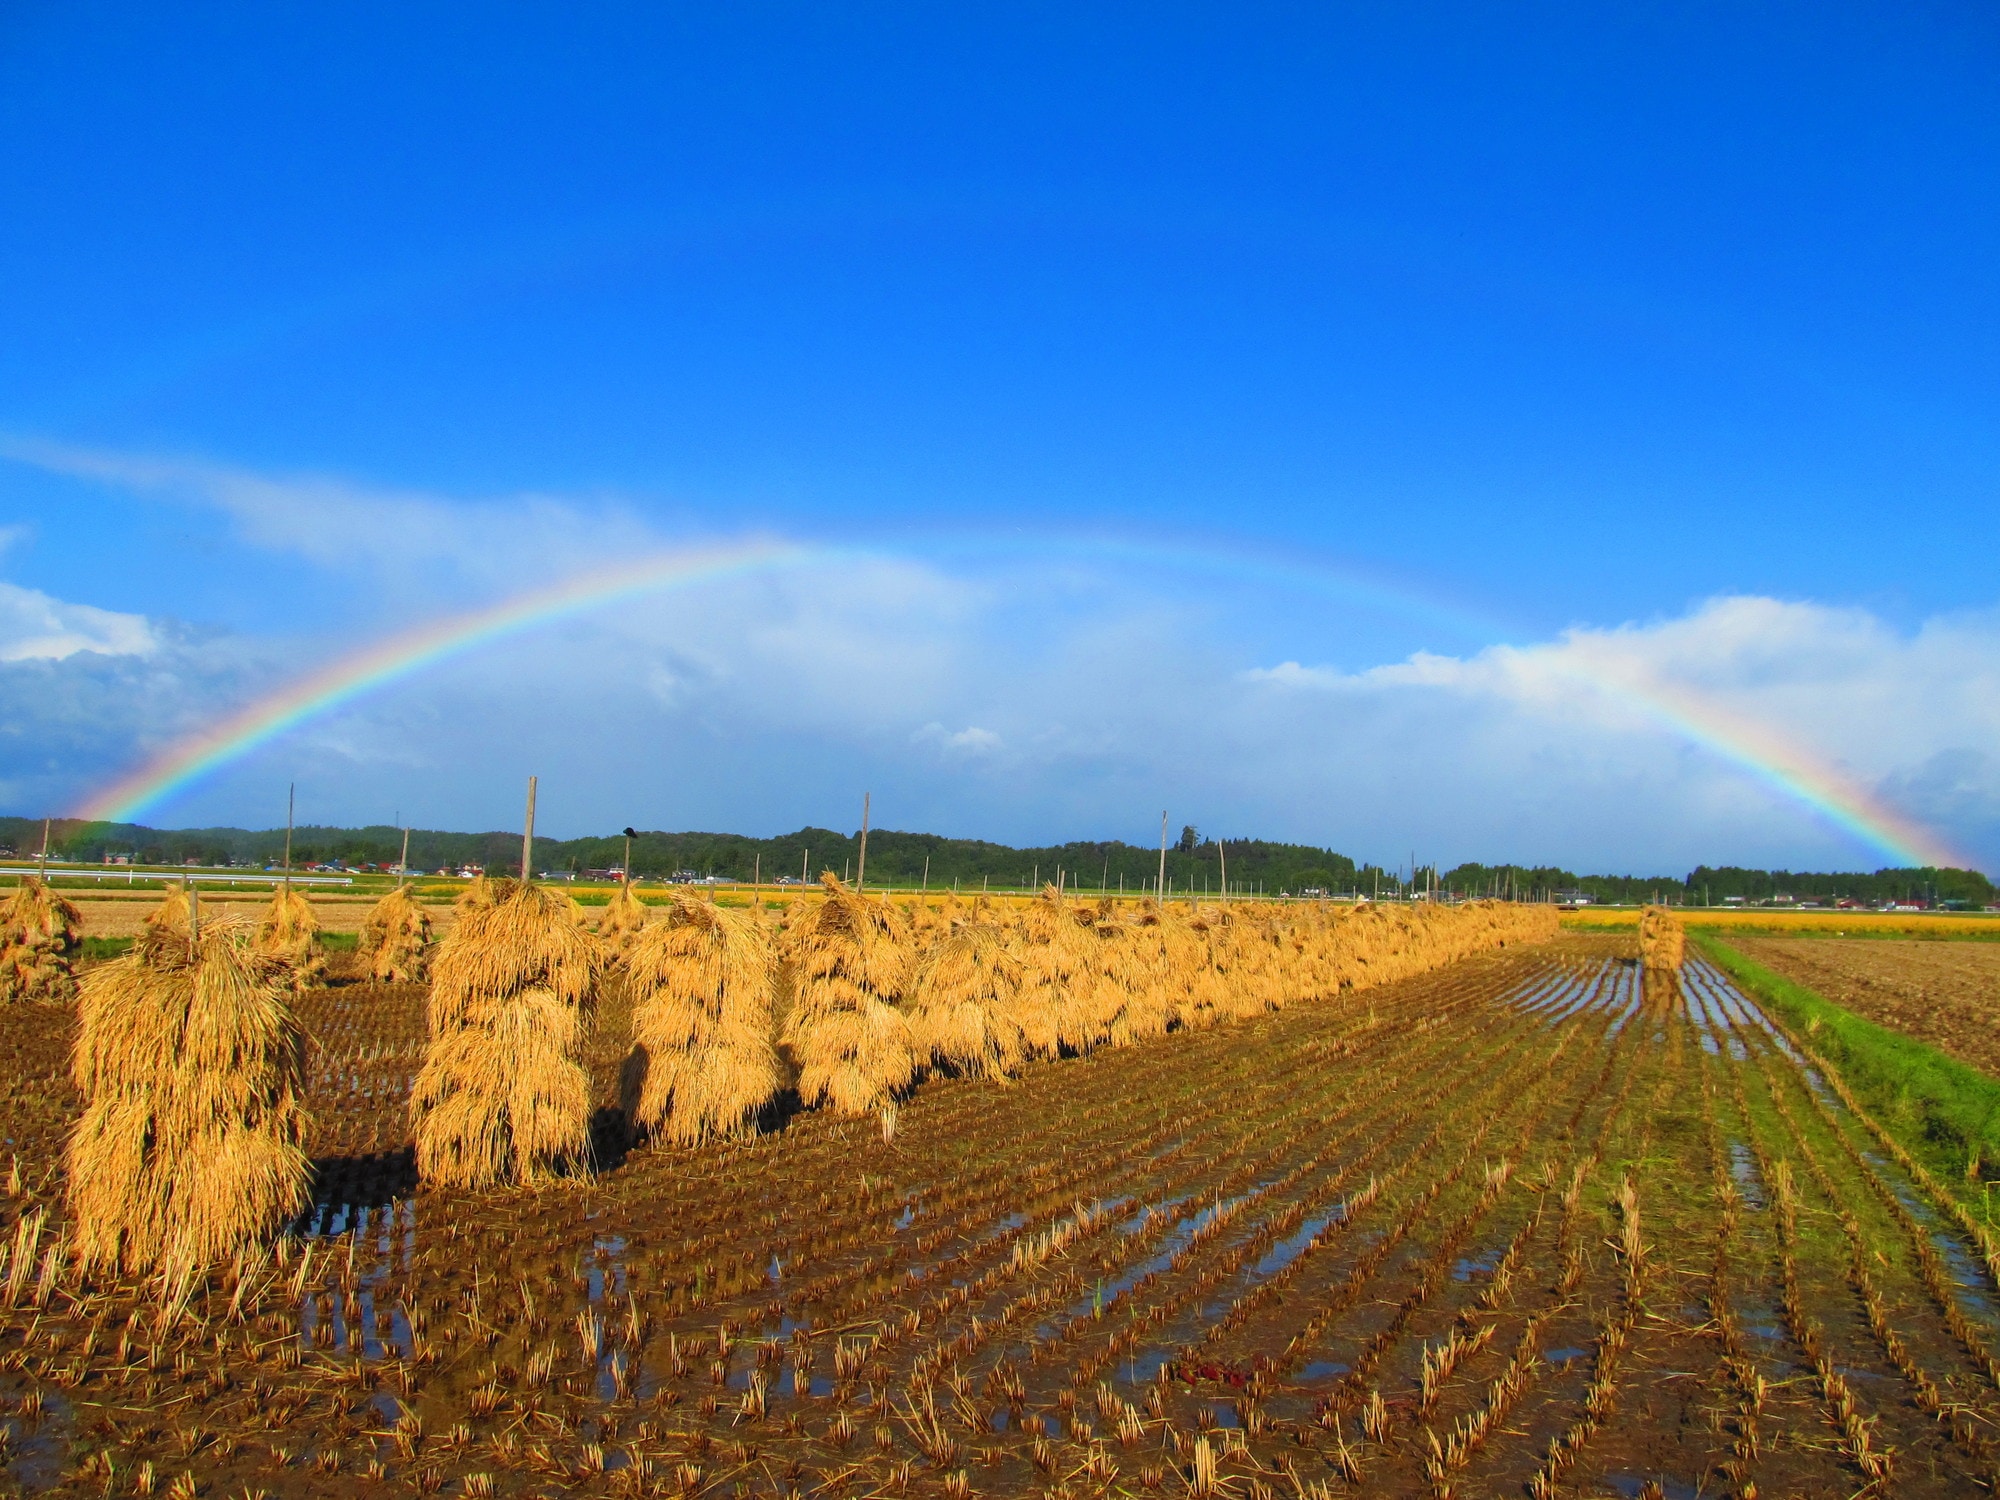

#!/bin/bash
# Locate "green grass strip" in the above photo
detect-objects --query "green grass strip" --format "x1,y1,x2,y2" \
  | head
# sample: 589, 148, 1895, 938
1699, 932, 2000, 1190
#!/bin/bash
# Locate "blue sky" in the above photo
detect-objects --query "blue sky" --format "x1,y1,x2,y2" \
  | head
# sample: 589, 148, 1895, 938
3, 4, 1997, 872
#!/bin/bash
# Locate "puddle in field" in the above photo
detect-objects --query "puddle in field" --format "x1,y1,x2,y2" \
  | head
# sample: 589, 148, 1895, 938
1453, 1242, 1504, 1281
1682, 984, 1725, 1055
3, 1388, 74, 1493
293, 1209, 420, 1362
1120, 1193, 1194, 1237
1507, 958, 1652, 1033
1729, 1142, 1767, 1210
1500, 969, 1575, 1017
1605, 1474, 1700, 1500
1543, 1346, 1587, 1366
1298, 1360, 1350, 1382
1250, 1205, 1348, 1279
1604, 966, 1644, 1038
1865, 1151, 2000, 1330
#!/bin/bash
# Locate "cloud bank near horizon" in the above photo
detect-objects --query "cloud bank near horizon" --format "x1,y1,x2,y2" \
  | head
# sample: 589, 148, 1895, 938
4, 445, 1995, 874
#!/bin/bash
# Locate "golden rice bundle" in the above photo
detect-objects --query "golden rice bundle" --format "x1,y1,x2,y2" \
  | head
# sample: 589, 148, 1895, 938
254, 884, 326, 988
908, 918, 1028, 1078
145, 882, 192, 938
781, 874, 917, 1116
1087, 910, 1173, 1048
1010, 887, 1101, 1055
360, 884, 434, 983
624, 891, 782, 1144
1638, 905, 1685, 973
410, 879, 602, 1188
66, 915, 310, 1278
597, 882, 650, 956
0, 876, 83, 1004
456, 874, 500, 914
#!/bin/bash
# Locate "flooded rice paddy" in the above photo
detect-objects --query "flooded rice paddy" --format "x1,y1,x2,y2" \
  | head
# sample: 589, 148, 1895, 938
2, 933, 1999, 1496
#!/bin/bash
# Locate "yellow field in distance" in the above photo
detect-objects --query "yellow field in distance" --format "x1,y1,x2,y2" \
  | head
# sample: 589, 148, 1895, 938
1561, 906, 1998, 937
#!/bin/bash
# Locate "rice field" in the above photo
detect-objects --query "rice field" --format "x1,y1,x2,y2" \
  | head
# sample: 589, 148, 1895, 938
4, 916, 2000, 1497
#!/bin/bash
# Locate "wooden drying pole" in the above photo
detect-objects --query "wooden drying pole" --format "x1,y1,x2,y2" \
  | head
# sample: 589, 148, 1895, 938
398, 826, 411, 889
1156, 811, 1168, 903
282, 783, 295, 889
1218, 837, 1228, 902
37, 816, 50, 882
855, 792, 870, 893
520, 776, 538, 883
921, 855, 929, 894
622, 826, 636, 886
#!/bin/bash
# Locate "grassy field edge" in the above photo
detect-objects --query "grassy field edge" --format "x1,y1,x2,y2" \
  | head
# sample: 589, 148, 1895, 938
1698, 931, 2000, 1196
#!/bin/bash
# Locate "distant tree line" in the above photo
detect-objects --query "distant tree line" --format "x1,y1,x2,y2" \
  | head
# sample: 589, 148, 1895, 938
1440, 860, 1996, 908
3, 816, 1988, 904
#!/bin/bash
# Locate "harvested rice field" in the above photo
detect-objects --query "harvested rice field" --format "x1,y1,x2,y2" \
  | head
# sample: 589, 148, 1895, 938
6, 930, 2000, 1498
1731, 934, 2000, 1079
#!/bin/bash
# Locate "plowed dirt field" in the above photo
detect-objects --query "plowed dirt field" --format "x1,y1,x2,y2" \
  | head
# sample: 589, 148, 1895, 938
1732, 935, 2000, 1080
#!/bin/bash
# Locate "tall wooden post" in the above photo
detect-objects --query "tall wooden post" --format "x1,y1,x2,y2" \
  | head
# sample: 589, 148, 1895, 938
521, 776, 538, 883
398, 826, 411, 889
1218, 837, 1228, 902
855, 792, 870, 893
283, 783, 295, 887
1156, 811, 1168, 903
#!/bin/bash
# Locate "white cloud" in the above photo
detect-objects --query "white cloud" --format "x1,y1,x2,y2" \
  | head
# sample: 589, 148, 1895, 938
0, 582, 156, 662
914, 722, 1003, 756
180, 587, 1997, 871
1241, 596, 2000, 869
0, 437, 670, 598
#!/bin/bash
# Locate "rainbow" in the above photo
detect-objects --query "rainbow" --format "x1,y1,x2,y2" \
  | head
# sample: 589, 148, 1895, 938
69, 537, 1966, 870
1537, 648, 1963, 871
74, 537, 818, 824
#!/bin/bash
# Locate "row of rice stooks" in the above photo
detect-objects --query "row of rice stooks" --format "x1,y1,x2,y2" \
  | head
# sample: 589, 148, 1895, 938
15, 873, 1557, 1282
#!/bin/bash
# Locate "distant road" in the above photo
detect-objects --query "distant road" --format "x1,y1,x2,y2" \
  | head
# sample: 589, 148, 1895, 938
0, 866, 353, 887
